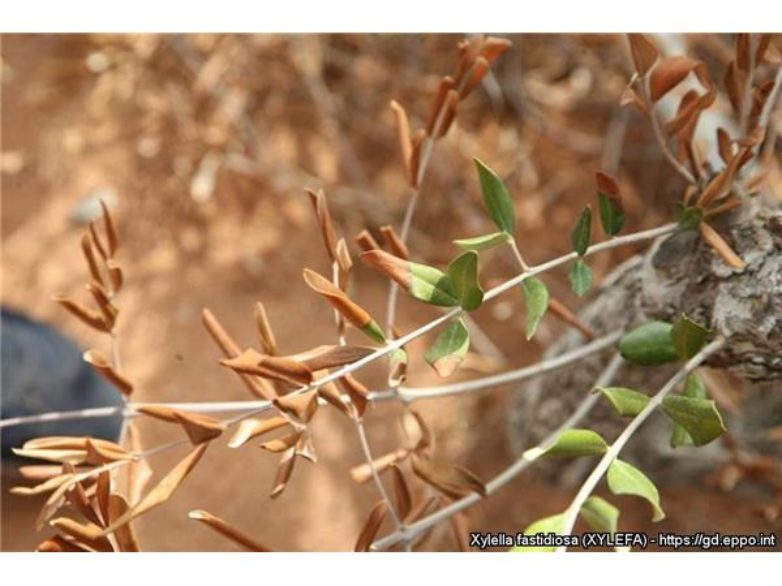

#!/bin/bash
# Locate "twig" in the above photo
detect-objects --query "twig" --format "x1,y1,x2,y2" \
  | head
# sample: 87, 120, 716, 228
370, 353, 625, 551
1, 224, 676, 431
555, 337, 727, 548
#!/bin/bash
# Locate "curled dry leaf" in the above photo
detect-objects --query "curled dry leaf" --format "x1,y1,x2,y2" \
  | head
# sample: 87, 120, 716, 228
649, 56, 701, 102
228, 416, 290, 449
335, 238, 353, 278
102, 443, 209, 535
426, 76, 455, 135
459, 57, 489, 100
451, 512, 470, 552
479, 36, 512, 63
53, 294, 109, 332
628, 33, 659, 76
107, 259, 123, 293
50, 517, 112, 552
354, 501, 388, 552
273, 390, 319, 422
81, 234, 106, 289
84, 438, 135, 466
306, 188, 338, 262
350, 448, 409, 484
391, 464, 413, 519
107, 494, 141, 551
260, 432, 302, 453
189, 510, 271, 552
698, 147, 749, 207
202, 309, 276, 401
316, 379, 351, 417
699, 222, 747, 270
409, 128, 426, 187
173, 411, 225, 445
11, 473, 73, 496
355, 229, 380, 252
96, 471, 111, 525
436, 90, 460, 138
86, 283, 118, 329
37, 535, 90, 552
83, 350, 133, 396
379, 225, 410, 260
270, 447, 297, 499
338, 374, 369, 418
99, 199, 118, 256
289, 344, 374, 372
295, 433, 318, 464
125, 421, 152, 506
410, 453, 487, 500
390, 99, 412, 176
221, 348, 312, 386
303, 268, 385, 343
88, 221, 108, 261
253, 302, 277, 355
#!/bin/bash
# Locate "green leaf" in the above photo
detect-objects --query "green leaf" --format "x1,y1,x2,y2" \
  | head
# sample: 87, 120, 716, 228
408, 262, 459, 307
453, 232, 511, 251
474, 158, 515, 235
543, 429, 608, 458
670, 314, 709, 360
597, 193, 624, 237
662, 395, 726, 447
607, 459, 665, 522
521, 277, 549, 340
581, 496, 619, 535
571, 205, 592, 256
568, 259, 593, 297
424, 318, 470, 377
510, 514, 564, 552
670, 373, 707, 447
596, 387, 650, 417
446, 251, 484, 311
619, 321, 679, 366
674, 203, 705, 230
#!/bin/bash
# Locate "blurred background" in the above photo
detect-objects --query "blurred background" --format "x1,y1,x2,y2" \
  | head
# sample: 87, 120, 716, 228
1, 33, 781, 551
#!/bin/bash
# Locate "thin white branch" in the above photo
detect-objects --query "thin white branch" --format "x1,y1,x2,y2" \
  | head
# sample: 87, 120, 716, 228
371, 353, 626, 551
556, 337, 726, 549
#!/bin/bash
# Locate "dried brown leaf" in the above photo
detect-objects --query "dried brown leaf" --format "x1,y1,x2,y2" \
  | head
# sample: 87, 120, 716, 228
306, 188, 338, 262
83, 349, 133, 397
426, 76, 455, 135
189, 510, 271, 552
338, 374, 369, 418
349, 448, 409, 484
37, 535, 90, 552
100, 199, 118, 257
391, 465, 412, 519
253, 302, 277, 355
107, 494, 141, 551
355, 229, 380, 252
53, 294, 109, 332
459, 57, 489, 100
354, 501, 388, 552
649, 56, 701, 102
102, 443, 209, 535
628, 34, 659, 76
410, 453, 487, 500
273, 390, 318, 422
379, 225, 410, 260
173, 411, 225, 445
699, 222, 747, 270
81, 234, 106, 289
228, 416, 290, 448
360, 249, 411, 289
270, 447, 297, 499
302, 268, 374, 333
289, 345, 374, 372
50, 517, 112, 552
390, 100, 412, 176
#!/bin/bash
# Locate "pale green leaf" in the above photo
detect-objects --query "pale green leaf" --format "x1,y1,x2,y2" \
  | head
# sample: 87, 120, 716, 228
607, 459, 665, 522
581, 496, 619, 535
446, 251, 484, 311
408, 262, 459, 307
424, 318, 470, 378
543, 429, 608, 458
568, 259, 593, 297
521, 277, 549, 340
670, 373, 707, 448
596, 387, 650, 417
510, 514, 564, 552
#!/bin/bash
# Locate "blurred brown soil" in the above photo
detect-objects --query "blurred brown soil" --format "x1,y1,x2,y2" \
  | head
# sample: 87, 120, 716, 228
1, 33, 779, 551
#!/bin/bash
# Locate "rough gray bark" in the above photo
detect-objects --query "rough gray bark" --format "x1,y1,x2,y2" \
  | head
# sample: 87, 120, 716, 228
508, 202, 782, 485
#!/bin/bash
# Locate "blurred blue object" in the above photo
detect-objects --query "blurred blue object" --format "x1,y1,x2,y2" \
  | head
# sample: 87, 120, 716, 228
1, 307, 124, 460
